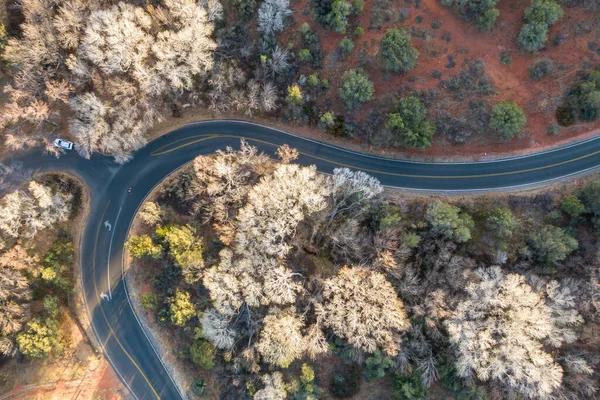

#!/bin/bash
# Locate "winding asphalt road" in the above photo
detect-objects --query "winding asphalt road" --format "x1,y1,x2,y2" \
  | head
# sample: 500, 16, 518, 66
6, 120, 600, 399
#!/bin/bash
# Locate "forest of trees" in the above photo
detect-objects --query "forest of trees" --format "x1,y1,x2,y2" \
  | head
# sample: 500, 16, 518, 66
127, 141, 599, 399
2, 0, 593, 160
0, 175, 78, 359
0, 0, 599, 397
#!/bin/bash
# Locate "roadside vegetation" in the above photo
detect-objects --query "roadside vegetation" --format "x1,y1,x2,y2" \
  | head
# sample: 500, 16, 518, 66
127, 141, 599, 399
1, 0, 600, 162
0, 172, 118, 395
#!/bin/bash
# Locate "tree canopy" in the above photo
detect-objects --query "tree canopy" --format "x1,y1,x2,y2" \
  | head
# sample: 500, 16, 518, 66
338, 69, 374, 112
385, 96, 436, 149
381, 29, 419, 73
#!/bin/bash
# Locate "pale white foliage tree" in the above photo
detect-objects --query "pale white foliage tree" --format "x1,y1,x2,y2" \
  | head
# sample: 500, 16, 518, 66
201, 0, 224, 22
79, 3, 153, 76
201, 308, 237, 350
52, 0, 91, 50
258, 0, 292, 34
203, 250, 244, 316
262, 266, 304, 305
0, 337, 15, 356
317, 266, 410, 356
152, 0, 217, 92
304, 323, 330, 359
256, 308, 307, 368
0, 183, 71, 239
0, 192, 27, 238
267, 46, 290, 76
69, 92, 109, 160
0, 267, 31, 342
329, 168, 383, 224
236, 164, 329, 259
138, 202, 163, 226
254, 372, 287, 400
444, 266, 566, 398
535, 279, 583, 347
207, 61, 279, 114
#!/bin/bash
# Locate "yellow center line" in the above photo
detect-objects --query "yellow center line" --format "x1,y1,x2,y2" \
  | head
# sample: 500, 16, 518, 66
92, 202, 161, 400
150, 134, 219, 156
151, 134, 600, 179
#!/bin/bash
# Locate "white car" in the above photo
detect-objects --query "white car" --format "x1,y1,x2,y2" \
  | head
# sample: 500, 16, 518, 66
53, 139, 73, 150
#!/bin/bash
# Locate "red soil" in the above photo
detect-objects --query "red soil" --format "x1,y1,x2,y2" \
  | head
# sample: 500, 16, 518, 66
281, 0, 600, 159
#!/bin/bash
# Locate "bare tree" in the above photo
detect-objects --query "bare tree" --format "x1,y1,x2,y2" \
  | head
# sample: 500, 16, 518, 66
201, 308, 237, 350
254, 372, 287, 400
445, 266, 568, 398
258, 0, 292, 34
256, 308, 307, 368
329, 168, 383, 224
138, 202, 163, 226
236, 164, 329, 259
317, 266, 410, 356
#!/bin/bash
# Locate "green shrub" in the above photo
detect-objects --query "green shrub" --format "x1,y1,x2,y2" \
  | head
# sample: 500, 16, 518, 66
190, 339, 216, 369
352, 0, 364, 14
228, 0, 257, 20
319, 112, 336, 131
439, 365, 488, 400
529, 225, 578, 265
518, 22, 548, 52
126, 235, 162, 259
560, 195, 587, 218
528, 58, 554, 80
354, 26, 364, 36
544, 209, 564, 225
547, 122, 560, 135
329, 364, 361, 398
441, 0, 499, 32
581, 180, 600, 216
17, 318, 59, 358
489, 101, 527, 138
299, 48, 312, 63
338, 69, 374, 112
393, 372, 428, 400
340, 37, 354, 53
556, 106, 574, 126
316, 0, 353, 33
363, 350, 394, 380
371, 203, 402, 231
156, 224, 203, 268
300, 24, 325, 67
566, 71, 600, 122
169, 289, 195, 326
0, 24, 8, 66
43, 296, 59, 319
499, 50, 512, 65
519, 0, 562, 52
37, 237, 74, 293
192, 377, 208, 396
141, 292, 160, 311
486, 208, 520, 242
403, 231, 421, 248
475, 8, 500, 32
427, 202, 474, 243
307, 74, 320, 87
524, 0, 563, 26
0, 25, 7, 49
385, 96, 436, 149
381, 29, 419, 72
